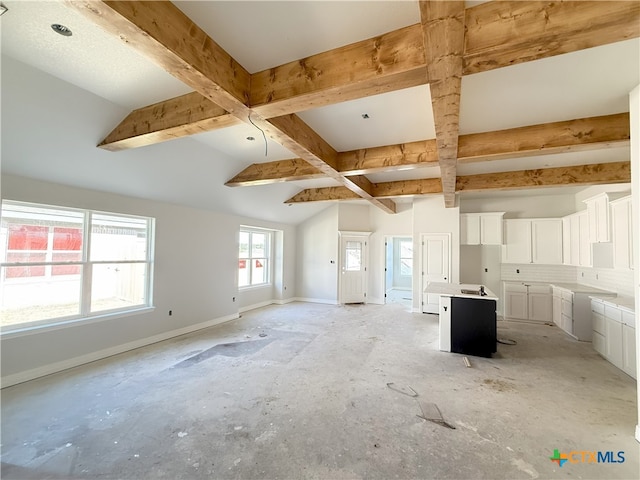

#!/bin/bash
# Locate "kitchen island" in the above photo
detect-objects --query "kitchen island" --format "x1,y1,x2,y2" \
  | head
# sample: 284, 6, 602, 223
424, 282, 499, 358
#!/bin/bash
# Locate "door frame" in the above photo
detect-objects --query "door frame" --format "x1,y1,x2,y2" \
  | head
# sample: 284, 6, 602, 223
383, 235, 413, 304
420, 233, 452, 313
338, 231, 371, 304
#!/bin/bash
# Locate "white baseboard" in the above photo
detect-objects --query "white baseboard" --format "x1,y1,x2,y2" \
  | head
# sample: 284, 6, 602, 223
239, 300, 274, 313
368, 297, 385, 305
294, 297, 339, 305
1, 313, 239, 389
273, 297, 296, 305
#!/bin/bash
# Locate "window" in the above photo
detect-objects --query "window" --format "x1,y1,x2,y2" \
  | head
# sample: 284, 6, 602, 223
238, 228, 271, 287
399, 239, 413, 276
0, 201, 154, 331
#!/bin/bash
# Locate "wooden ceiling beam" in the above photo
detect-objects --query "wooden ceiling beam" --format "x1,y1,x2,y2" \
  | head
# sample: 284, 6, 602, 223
285, 161, 631, 204
250, 24, 427, 118
463, 1, 640, 75
456, 162, 631, 193
225, 159, 324, 187
286, 187, 360, 204
227, 113, 630, 186
100, 92, 239, 151
458, 113, 631, 163
420, 0, 466, 208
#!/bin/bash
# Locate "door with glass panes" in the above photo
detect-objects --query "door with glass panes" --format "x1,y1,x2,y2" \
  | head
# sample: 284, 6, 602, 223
340, 234, 369, 304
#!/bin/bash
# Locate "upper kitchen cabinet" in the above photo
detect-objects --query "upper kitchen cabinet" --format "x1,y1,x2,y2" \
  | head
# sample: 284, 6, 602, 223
583, 192, 628, 243
610, 195, 634, 270
502, 219, 563, 264
460, 213, 505, 246
562, 211, 592, 267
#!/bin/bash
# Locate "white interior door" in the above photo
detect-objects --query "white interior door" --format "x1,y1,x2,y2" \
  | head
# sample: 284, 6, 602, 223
422, 234, 450, 313
340, 234, 368, 304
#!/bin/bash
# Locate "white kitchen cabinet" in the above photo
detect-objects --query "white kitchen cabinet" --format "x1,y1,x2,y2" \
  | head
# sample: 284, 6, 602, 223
531, 219, 563, 265
502, 219, 562, 264
552, 291, 562, 327
610, 196, 633, 270
605, 307, 624, 369
578, 211, 592, 267
460, 214, 480, 245
622, 324, 636, 378
591, 299, 606, 355
564, 211, 591, 267
528, 285, 552, 322
584, 193, 610, 243
503, 283, 528, 320
591, 298, 636, 379
460, 212, 505, 246
552, 284, 614, 341
504, 282, 550, 322
502, 220, 531, 263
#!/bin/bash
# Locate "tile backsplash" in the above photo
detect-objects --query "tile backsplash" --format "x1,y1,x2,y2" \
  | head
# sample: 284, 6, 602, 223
500, 264, 635, 297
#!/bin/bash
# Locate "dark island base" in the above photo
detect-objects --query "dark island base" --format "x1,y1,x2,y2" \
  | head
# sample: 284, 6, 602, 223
450, 297, 497, 358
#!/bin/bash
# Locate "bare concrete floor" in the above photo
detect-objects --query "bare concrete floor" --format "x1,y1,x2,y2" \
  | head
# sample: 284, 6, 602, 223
1, 302, 639, 479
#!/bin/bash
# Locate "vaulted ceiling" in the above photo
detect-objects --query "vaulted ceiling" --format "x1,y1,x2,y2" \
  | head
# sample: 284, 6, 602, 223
1, 1, 639, 223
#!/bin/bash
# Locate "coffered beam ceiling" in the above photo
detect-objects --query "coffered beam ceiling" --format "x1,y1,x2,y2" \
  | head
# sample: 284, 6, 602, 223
67, 0, 639, 210
226, 113, 630, 186
65, 0, 397, 213
285, 162, 631, 204
96, 1, 639, 153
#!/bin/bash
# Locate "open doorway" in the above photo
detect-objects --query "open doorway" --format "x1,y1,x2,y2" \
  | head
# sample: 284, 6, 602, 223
384, 236, 413, 308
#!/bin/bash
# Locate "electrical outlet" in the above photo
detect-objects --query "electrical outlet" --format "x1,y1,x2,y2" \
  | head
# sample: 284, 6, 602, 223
516, 269, 520, 274
232, 297, 236, 302
169, 310, 172, 316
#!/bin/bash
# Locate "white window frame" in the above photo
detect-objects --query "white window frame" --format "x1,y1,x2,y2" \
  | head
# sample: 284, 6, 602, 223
0, 200, 155, 334
238, 227, 272, 289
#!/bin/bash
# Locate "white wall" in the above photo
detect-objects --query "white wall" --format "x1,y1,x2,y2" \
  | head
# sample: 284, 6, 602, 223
295, 205, 339, 303
460, 192, 578, 218
338, 203, 371, 231
412, 197, 460, 311
1, 175, 295, 386
629, 84, 640, 442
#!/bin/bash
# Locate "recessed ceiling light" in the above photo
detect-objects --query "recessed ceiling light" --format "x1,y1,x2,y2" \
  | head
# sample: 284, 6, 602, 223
51, 24, 73, 37
246, 136, 255, 141
361, 113, 370, 119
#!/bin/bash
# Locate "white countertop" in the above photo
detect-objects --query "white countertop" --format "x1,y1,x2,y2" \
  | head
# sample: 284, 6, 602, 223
550, 283, 616, 295
425, 282, 498, 301
590, 295, 635, 313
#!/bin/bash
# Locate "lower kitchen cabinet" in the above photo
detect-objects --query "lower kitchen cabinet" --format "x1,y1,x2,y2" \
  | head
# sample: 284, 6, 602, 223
503, 282, 551, 322
591, 297, 636, 379
551, 284, 615, 341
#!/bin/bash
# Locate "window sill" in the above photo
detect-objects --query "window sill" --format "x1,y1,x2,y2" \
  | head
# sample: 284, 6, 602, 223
238, 283, 272, 292
0, 306, 156, 339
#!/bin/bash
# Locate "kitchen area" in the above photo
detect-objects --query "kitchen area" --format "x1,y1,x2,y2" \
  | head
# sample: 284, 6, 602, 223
459, 186, 636, 379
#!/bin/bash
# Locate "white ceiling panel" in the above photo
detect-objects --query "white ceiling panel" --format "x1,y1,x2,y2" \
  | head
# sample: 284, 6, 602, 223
191, 124, 296, 164
0, 0, 193, 108
460, 39, 640, 134
175, 1, 421, 73
298, 85, 435, 151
